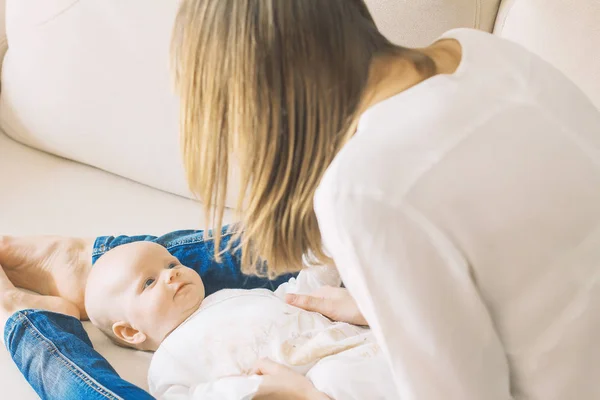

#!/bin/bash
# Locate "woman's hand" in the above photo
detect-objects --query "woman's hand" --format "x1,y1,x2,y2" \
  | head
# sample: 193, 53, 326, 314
252, 358, 330, 400
285, 286, 367, 326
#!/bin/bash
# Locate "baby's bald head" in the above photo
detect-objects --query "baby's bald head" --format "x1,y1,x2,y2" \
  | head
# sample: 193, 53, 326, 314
85, 243, 142, 340
85, 242, 205, 351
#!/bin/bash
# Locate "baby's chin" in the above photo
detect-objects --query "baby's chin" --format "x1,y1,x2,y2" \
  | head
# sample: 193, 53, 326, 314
177, 284, 204, 315
156, 299, 203, 344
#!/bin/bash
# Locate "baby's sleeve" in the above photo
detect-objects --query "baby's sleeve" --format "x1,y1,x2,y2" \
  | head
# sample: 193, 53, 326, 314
188, 377, 263, 399
148, 348, 263, 399
152, 378, 263, 400
273, 264, 341, 299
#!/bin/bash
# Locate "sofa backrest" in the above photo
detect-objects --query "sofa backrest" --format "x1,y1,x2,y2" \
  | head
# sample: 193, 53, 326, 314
494, 0, 600, 109
0, 0, 191, 200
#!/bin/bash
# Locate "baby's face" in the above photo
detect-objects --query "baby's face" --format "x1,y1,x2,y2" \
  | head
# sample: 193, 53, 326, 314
88, 242, 204, 350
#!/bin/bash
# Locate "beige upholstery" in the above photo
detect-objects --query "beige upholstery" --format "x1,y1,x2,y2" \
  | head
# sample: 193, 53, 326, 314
0, 0, 598, 399
494, 0, 600, 109
366, 0, 501, 46
0, 1, 193, 201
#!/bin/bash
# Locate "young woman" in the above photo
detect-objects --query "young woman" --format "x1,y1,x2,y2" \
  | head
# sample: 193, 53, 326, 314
2, 0, 599, 399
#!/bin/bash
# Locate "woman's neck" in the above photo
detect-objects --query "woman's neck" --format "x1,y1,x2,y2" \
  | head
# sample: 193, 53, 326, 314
337, 39, 463, 154
363, 39, 463, 113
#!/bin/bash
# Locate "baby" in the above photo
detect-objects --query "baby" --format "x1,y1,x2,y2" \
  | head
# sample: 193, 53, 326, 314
86, 241, 398, 400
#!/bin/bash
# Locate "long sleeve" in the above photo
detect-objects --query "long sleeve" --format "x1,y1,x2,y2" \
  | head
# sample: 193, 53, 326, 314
153, 377, 262, 400
314, 189, 513, 400
148, 347, 262, 400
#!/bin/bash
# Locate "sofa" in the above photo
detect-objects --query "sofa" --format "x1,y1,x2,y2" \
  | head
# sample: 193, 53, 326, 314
0, 0, 598, 398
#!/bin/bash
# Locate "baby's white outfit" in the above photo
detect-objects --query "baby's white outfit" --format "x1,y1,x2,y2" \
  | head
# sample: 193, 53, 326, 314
148, 266, 398, 399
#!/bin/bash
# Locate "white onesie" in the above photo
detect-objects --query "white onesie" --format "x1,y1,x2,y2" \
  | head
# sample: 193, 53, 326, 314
147, 266, 398, 399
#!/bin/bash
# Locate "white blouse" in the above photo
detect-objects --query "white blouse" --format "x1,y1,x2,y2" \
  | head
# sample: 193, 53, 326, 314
314, 28, 600, 400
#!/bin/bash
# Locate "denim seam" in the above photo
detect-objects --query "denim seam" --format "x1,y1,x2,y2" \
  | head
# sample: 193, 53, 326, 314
163, 231, 238, 250
3, 311, 20, 349
16, 313, 123, 400
92, 236, 113, 258
92, 231, 240, 257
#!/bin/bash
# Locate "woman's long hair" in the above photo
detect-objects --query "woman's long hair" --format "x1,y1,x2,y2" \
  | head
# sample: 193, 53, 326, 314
171, 0, 435, 277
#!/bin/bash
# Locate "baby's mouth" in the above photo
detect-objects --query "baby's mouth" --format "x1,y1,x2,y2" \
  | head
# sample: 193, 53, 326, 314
173, 282, 190, 298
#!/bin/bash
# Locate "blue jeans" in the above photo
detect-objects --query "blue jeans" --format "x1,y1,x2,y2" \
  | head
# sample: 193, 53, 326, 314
4, 228, 297, 399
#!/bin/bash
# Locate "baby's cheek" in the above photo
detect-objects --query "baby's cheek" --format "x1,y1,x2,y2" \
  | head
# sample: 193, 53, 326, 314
151, 291, 176, 317
136, 293, 165, 320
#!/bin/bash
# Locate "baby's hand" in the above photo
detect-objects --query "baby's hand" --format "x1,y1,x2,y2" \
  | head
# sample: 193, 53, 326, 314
285, 286, 367, 326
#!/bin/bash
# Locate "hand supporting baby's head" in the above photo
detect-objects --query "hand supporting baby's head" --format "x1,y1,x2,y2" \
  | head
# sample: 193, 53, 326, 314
85, 242, 205, 351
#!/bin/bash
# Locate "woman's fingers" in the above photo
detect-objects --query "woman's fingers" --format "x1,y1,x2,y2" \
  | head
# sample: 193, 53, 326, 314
252, 358, 287, 376
286, 287, 368, 326
285, 293, 333, 317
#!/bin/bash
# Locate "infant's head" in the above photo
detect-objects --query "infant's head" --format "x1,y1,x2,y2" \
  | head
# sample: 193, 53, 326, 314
85, 242, 205, 351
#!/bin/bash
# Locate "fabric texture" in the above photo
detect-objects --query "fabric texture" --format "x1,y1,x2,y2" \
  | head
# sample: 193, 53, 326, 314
5, 310, 153, 400
314, 28, 600, 400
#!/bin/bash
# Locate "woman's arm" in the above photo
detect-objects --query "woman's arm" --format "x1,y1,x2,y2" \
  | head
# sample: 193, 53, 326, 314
315, 191, 513, 399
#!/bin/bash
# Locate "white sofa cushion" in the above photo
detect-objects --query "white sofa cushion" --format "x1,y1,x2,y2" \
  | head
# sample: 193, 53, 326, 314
494, 0, 600, 109
0, 0, 196, 202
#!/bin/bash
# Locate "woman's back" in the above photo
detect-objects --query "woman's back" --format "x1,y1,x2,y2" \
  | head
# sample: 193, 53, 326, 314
315, 28, 600, 399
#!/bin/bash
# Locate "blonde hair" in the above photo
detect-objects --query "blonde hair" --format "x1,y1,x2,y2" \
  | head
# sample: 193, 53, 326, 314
171, 0, 435, 277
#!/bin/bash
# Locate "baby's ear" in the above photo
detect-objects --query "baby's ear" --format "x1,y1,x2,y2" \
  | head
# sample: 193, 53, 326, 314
112, 321, 147, 346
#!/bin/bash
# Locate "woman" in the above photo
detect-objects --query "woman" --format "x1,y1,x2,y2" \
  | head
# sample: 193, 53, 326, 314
2, 0, 599, 399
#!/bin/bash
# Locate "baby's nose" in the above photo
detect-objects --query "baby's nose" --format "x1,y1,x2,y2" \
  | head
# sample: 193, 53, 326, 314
166, 269, 180, 283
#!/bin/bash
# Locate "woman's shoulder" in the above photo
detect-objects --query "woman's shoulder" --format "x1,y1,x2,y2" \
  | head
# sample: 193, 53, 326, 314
315, 97, 456, 212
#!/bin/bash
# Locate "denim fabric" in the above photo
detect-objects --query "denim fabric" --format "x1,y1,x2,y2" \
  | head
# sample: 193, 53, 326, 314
6, 226, 298, 400
5, 310, 152, 400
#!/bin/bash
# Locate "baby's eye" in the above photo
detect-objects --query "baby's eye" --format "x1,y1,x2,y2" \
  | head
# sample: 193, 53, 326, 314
168, 263, 177, 269
143, 278, 155, 290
